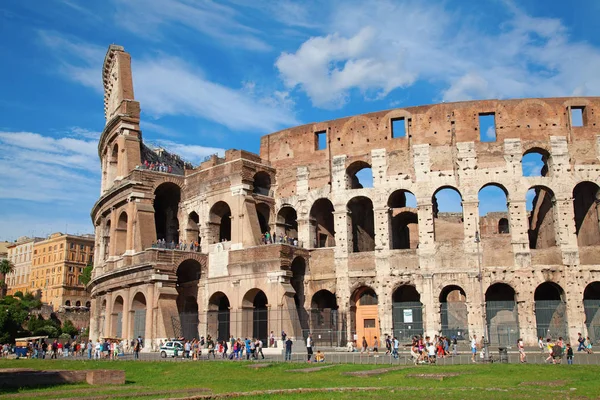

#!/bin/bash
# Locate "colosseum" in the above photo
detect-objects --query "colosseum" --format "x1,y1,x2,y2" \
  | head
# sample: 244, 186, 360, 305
89, 44, 600, 350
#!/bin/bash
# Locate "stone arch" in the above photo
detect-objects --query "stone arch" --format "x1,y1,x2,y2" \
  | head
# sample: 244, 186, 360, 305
208, 201, 232, 243
85, 301, 91, 308
276, 205, 298, 240
75, 300, 81, 307
106, 142, 118, 184
391, 284, 422, 340
154, 182, 181, 244
478, 183, 510, 235
573, 181, 600, 246
103, 219, 111, 260
346, 160, 373, 189
241, 289, 268, 343
527, 185, 557, 249
485, 283, 518, 345
65, 300, 71, 306
388, 189, 418, 249
522, 147, 551, 177
115, 211, 128, 255
347, 196, 375, 253
439, 285, 468, 339
432, 185, 464, 242
185, 211, 200, 245
131, 291, 147, 340
112, 295, 124, 338
291, 256, 309, 333
256, 202, 271, 236
534, 281, 568, 339
252, 171, 272, 195
310, 289, 340, 346
350, 286, 379, 347
309, 198, 335, 248
584, 282, 600, 342
208, 291, 230, 341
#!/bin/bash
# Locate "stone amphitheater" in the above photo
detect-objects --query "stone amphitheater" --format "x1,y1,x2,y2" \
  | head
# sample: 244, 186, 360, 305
89, 45, 600, 350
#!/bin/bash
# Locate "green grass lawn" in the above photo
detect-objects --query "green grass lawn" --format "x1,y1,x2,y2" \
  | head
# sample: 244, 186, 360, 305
1, 359, 599, 400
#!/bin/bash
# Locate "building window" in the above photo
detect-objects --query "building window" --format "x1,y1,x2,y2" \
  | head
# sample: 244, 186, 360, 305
70, 243, 75, 249
60, 244, 64, 249
364, 319, 376, 328
80, 244, 85, 250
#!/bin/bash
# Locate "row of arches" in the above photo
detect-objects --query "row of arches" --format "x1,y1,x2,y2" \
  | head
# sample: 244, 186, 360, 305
64, 300, 91, 307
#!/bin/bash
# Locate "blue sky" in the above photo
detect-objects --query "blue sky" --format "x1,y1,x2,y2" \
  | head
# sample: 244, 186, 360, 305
0, 0, 599, 241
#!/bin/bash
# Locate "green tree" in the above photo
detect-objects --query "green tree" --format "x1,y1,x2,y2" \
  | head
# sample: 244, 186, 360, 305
61, 319, 79, 337
80, 264, 93, 286
0, 259, 15, 297
0, 295, 32, 342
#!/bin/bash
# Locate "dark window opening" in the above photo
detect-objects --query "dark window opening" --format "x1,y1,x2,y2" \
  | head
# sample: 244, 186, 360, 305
364, 319, 376, 328
315, 130, 327, 151
391, 118, 406, 138
479, 113, 496, 142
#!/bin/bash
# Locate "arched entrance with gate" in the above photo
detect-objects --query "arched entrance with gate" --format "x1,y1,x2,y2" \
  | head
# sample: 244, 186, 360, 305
242, 289, 268, 343
584, 282, 600, 342
131, 292, 147, 341
208, 292, 230, 341
485, 283, 519, 345
310, 290, 341, 347
392, 285, 423, 340
439, 285, 468, 340
534, 282, 568, 339
112, 296, 124, 338
176, 259, 201, 340
351, 286, 379, 347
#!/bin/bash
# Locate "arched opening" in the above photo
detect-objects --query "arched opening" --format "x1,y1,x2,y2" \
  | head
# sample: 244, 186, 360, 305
112, 296, 124, 338
527, 185, 556, 249
522, 148, 550, 177
209, 201, 232, 243
103, 220, 111, 260
65, 300, 71, 306
351, 286, 379, 347
485, 283, 518, 345
106, 143, 118, 184
115, 211, 128, 255
347, 196, 375, 253
439, 285, 468, 340
309, 199, 335, 248
310, 290, 341, 347
99, 299, 107, 338
252, 171, 271, 196
131, 292, 147, 341
584, 282, 600, 342
432, 187, 464, 241
185, 211, 200, 246
208, 292, 230, 341
176, 259, 201, 340
276, 206, 298, 241
478, 184, 509, 235
534, 282, 567, 339
346, 161, 373, 189
573, 182, 600, 246
256, 203, 271, 236
392, 285, 422, 340
242, 289, 268, 343
75, 300, 81, 307
388, 190, 418, 249
154, 182, 181, 245
85, 301, 91, 308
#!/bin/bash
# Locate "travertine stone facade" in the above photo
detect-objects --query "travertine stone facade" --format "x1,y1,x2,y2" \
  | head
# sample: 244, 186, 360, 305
89, 45, 600, 350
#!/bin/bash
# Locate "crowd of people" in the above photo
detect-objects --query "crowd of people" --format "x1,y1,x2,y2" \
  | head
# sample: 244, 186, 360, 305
261, 232, 300, 247
138, 160, 174, 173
152, 239, 201, 252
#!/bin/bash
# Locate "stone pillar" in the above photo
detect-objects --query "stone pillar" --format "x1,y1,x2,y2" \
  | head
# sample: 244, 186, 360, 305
108, 208, 117, 258
508, 199, 531, 267
89, 297, 99, 342
373, 206, 390, 250
297, 217, 311, 249
331, 155, 347, 192
125, 200, 134, 254
554, 195, 580, 265
333, 210, 351, 255
416, 198, 435, 269
422, 274, 438, 337
462, 199, 479, 253
565, 283, 586, 344
516, 293, 537, 345
377, 281, 393, 337
466, 273, 484, 339
122, 291, 131, 342
103, 292, 113, 339
296, 167, 309, 196
144, 285, 155, 351
371, 149, 387, 188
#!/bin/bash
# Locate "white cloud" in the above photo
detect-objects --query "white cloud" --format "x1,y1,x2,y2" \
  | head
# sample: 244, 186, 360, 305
276, 0, 600, 107
112, 0, 271, 52
38, 32, 298, 133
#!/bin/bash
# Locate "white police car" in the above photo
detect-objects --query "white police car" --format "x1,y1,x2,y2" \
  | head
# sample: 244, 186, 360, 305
159, 340, 184, 358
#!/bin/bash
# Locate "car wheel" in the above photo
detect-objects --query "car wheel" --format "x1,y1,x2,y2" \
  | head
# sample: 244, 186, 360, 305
161, 351, 167, 358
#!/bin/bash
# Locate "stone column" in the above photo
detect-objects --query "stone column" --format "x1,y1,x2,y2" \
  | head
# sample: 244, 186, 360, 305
144, 285, 155, 351
373, 206, 390, 250
125, 200, 134, 254
108, 208, 117, 259
333, 209, 351, 256
565, 283, 586, 345
466, 273, 484, 338
103, 292, 113, 339
89, 297, 99, 342
516, 292, 537, 345
508, 199, 531, 267
297, 217, 311, 249
122, 290, 131, 343
462, 199, 479, 253
422, 274, 438, 337
416, 198, 435, 269
554, 195, 580, 265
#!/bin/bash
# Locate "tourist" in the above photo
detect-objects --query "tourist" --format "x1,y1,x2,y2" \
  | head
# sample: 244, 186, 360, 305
385, 334, 391, 355
255, 338, 264, 359
538, 336, 544, 354
452, 336, 458, 356
577, 333, 586, 352
315, 350, 325, 363
361, 336, 368, 355
392, 336, 399, 359
134, 339, 141, 360
567, 343, 574, 364
269, 331, 275, 348
207, 336, 215, 359
470, 335, 477, 363
184, 340, 191, 359
94, 340, 101, 360
372, 336, 379, 355
585, 337, 594, 354
518, 338, 526, 363
306, 333, 313, 362
285, 336, 293, 361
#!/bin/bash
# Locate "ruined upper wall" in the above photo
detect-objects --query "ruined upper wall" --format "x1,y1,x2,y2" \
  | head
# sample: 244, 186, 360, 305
102, 45, 138, 123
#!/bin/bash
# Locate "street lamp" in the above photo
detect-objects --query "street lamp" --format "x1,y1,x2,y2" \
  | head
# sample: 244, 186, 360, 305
475, 231, 490, 362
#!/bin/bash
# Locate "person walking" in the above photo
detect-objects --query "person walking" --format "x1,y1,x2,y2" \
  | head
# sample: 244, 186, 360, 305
470, 335, 478, 363
134, 339, 141, 360
518, 338, 526, 363
577, 333, 586, 352
285, 337, 293, 361
306, 333, 313, 362
566, 343, 574, 364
